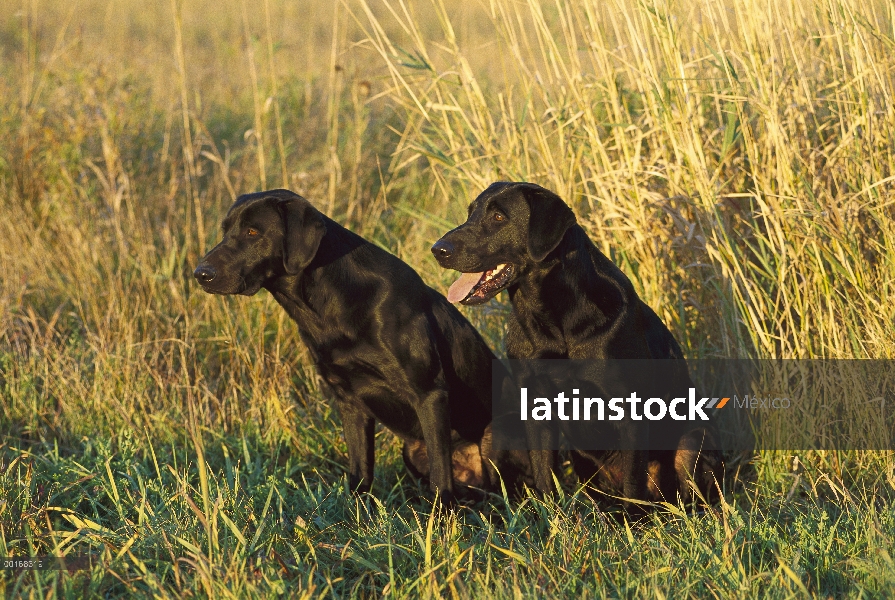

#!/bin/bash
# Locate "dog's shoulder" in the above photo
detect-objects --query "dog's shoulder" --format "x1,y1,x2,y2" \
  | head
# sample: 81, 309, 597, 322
548, 226, 636, 312
575, 232, 679, 355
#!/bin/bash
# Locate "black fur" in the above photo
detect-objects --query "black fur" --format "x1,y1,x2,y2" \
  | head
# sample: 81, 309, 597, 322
195, 189, 505, 504
432, 182, 722, 506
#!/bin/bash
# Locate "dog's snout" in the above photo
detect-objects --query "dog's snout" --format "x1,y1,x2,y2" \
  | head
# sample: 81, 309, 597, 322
194, 264, 217, 283
431, 240, 454, 261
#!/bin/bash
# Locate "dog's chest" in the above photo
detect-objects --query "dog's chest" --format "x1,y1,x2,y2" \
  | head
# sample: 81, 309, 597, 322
506, 311, 567, 358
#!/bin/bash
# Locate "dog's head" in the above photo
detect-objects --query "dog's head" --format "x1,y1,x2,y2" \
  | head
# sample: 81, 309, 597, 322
431, 182, 576, 305
194, 189, 325, 295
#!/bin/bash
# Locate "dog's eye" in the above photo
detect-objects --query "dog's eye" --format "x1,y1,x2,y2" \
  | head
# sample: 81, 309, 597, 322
493, 213, 505, 222
246, 228, 259, 237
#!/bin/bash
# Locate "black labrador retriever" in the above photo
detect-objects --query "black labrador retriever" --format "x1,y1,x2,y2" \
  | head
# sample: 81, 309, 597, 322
194, 188, 504, 504
431, 181, 722, 506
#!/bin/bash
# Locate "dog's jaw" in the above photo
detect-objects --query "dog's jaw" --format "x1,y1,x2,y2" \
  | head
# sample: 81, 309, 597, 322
199, 277, 263, 296
455, 263, 516, 305
237, 281, 263, 296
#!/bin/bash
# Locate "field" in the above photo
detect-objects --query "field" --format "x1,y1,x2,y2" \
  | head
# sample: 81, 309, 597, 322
1, 0, 895, 596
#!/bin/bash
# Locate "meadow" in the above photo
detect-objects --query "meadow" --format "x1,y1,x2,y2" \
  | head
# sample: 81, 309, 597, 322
1, 0, 894, 596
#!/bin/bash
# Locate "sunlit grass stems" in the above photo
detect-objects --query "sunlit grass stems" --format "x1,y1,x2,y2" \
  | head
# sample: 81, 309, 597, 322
0, 0, 894, 596
354, 0, 895, 360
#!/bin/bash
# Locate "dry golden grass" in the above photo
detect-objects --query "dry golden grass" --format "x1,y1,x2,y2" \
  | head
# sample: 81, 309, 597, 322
1, 0, 894, 596
357, 0, 895, 359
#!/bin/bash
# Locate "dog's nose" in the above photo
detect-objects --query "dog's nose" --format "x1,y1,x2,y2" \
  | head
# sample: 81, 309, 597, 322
193, 264, 216, 283
431, 240, 454, 260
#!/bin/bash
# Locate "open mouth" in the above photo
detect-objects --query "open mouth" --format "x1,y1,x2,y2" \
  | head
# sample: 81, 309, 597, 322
447, 264, 515, 305
199, 281, 262, 296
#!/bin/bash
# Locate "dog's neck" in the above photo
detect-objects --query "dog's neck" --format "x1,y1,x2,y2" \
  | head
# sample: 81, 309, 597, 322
507, 225, 635, 350
265, 219, 370, 325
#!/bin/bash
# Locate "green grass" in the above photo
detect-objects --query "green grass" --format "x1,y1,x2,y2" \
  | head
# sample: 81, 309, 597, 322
3, 439, 895, 597
2, 0, 895, 596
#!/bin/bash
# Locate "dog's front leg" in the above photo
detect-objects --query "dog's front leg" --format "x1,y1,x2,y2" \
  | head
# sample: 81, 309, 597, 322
618, 428, 649, 514
619, 450, 647, 497
339, 401, 376, 494
525, 420, 559, 495
417, 391, 456, 506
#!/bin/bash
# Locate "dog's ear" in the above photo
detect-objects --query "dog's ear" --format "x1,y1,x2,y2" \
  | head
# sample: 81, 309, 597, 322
521, 184, 577, 261
278, 195, 326, 274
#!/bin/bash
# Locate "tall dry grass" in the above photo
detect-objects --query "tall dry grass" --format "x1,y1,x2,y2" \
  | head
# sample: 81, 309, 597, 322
1, 0, 894, 596
355, 0, 895, 360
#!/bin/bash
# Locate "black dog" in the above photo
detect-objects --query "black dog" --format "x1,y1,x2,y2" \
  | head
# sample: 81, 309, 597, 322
432, 182, 722, 505
194, 189, 504, 504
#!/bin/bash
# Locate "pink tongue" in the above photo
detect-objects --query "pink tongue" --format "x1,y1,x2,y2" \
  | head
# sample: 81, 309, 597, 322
447, 271, 484, 303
